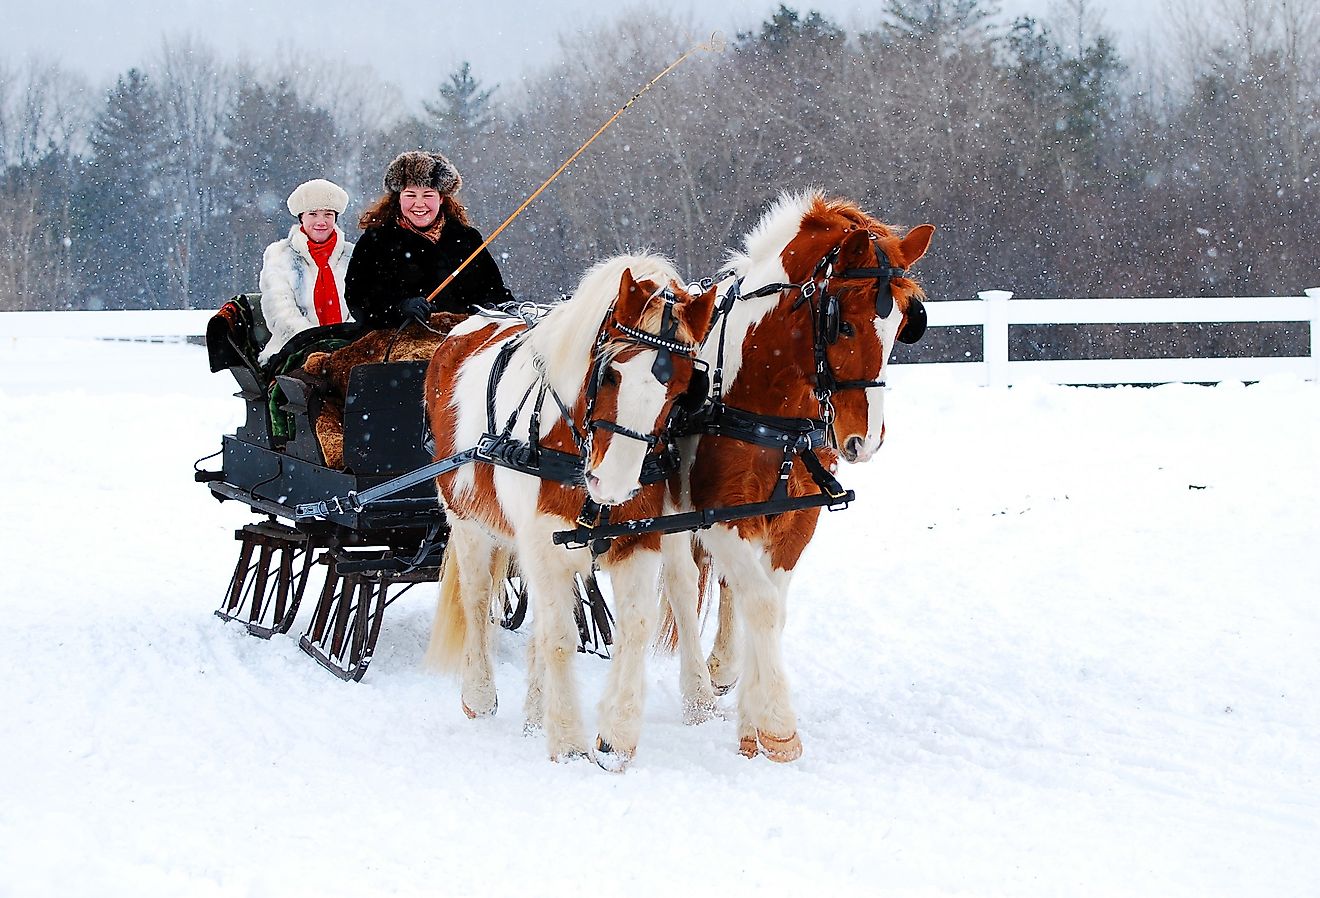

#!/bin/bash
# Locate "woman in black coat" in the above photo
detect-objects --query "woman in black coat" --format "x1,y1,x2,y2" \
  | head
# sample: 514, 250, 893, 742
345, 151, 513, 329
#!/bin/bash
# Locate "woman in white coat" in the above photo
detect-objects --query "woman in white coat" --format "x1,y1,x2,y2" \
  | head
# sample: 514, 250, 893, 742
258, 178, 355, 363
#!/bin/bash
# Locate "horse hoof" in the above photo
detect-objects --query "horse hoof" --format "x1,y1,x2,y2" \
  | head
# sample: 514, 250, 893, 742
593, 736, 634, 773
550, 748, 589, 764
738, 735, 759, 758
707, 659, 737, 696
758, 729, 803, 763
461, 695, 497, 719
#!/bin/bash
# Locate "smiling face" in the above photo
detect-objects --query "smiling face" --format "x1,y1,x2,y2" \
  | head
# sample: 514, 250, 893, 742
399, 186, 441, 228
300, 209, 337, 243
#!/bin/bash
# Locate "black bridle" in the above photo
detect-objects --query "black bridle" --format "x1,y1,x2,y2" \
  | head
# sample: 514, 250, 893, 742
703, 232, 926, 442
798, 233, 927, 403
580, 283, 702, 452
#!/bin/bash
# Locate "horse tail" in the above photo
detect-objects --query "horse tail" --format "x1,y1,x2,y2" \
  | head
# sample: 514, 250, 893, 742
654, 537, 713, 653
424, 551, 466, 673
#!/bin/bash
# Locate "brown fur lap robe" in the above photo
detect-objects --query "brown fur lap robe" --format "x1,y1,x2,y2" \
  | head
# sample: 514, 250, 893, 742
300, 312, 467, 469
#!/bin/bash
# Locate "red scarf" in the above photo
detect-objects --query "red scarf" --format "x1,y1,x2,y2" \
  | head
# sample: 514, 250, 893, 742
303, 227, 342, 325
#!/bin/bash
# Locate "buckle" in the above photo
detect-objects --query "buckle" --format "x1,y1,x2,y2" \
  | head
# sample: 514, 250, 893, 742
475, 434, 499, 460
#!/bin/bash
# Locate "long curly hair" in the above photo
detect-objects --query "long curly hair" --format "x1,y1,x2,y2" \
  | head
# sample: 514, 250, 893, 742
358, 191, 471, 230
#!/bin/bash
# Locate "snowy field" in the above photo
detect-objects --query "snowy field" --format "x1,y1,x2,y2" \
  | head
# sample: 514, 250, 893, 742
2, 338, 1317, 897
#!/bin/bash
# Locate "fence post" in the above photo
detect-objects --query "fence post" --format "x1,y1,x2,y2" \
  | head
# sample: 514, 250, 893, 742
978, 290, 1013, 387
1307, 288, 1320, 383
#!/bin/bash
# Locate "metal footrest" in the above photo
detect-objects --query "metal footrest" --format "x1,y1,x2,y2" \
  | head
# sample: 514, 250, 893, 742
298, 548, 440, 681
215, 520, 318, 638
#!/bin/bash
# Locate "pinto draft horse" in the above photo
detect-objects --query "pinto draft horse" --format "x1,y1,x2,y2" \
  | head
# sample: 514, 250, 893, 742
660, 191, 934, 761
423, 254, 716, 769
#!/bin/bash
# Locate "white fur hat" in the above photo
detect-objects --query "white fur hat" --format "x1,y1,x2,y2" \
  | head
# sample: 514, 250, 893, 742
287, 179, 349, 217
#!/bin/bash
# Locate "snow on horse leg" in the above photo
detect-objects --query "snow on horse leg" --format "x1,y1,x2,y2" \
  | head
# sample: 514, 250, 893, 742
659, 532, 717, 723
594, 540, 664, 770
706, 577, 740, 697
703, 525, 801, 762
450, 519, 503, 718
523, 630, 545, 735
520, 535, 592, 761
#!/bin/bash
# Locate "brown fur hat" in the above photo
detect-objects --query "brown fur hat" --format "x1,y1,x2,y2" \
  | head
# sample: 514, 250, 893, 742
384, 151, 462, 195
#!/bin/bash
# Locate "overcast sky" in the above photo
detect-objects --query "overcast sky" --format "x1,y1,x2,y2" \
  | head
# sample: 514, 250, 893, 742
6, 0, 1165, 102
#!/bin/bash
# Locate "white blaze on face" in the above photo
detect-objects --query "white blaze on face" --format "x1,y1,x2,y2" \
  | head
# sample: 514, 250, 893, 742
854, 305, 905, 463
585, 352, 667, 505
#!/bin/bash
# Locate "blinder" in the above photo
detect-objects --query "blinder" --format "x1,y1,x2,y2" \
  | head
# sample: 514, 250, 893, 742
650, 288, 679, 384
898, 297, 927, 344
819, 290, 841, 345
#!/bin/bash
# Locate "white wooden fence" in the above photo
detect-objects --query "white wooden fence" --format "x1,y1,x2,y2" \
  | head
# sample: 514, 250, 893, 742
897, 288, 1320, 386
3, 290, 1318, 386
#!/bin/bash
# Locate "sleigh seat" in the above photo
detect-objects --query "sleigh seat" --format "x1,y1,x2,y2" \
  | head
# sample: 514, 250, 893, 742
204, 293, 358, 454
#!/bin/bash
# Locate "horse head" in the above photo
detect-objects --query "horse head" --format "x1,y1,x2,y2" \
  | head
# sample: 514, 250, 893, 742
770, 195, 934, 463
582, 267, 717, 505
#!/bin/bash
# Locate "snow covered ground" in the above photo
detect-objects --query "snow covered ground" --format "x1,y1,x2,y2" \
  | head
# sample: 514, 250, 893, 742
2, 338, 1317, 897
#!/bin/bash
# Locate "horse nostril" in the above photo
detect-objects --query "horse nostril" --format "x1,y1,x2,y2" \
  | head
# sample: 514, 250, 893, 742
845, 436, 864, 458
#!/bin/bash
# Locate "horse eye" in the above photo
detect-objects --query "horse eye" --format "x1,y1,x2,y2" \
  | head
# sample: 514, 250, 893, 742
602, 367, 620, 387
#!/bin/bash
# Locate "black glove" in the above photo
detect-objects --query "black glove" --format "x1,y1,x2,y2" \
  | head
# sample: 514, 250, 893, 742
401, 295, 432, 322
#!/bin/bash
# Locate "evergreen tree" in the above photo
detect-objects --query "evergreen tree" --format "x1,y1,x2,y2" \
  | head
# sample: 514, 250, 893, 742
878, 0, 998, 53
1007, 16, 1124, 163
737, 4, 844, 50
422, 61, 495, 147
79, 69, 173, 309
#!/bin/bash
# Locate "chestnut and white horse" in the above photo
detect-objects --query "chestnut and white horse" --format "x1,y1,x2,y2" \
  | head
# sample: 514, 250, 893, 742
424, 254, 716, 769
661, 192, 934, 761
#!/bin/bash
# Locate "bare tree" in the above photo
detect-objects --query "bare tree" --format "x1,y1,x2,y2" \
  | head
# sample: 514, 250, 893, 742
0, 60, 89, 309
152, 38, 236, 307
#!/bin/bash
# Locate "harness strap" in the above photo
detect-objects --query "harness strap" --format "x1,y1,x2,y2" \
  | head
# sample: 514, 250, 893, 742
486, 339, 519, 436
797, 444, 847, 499
589, 418, 660, 447
552, 486, 854, 549
689, 401, 828, 450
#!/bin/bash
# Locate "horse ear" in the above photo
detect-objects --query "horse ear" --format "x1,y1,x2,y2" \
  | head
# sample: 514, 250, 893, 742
840, 228, 872, 263
616, 267, 641, 317
899, 224, 935, 267
682, 283, 719, 343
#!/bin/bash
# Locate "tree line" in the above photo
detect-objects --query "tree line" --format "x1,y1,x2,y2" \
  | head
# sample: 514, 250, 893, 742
1, 0, 1315, 359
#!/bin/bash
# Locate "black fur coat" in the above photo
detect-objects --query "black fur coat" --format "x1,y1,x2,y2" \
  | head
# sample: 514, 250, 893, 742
344, 218, 513, 329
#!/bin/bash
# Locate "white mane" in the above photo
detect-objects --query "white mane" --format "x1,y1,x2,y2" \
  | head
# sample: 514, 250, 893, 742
525, 252, 681, 398
724, 189, 822, 288
699, 191, 823, 380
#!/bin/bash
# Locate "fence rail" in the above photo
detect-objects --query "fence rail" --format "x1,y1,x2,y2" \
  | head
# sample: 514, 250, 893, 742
3, 289, 1318, 386
0, 309, 213, 339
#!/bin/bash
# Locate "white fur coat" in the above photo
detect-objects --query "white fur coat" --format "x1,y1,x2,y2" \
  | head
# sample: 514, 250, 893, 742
258, 224, 354, 363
